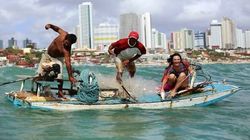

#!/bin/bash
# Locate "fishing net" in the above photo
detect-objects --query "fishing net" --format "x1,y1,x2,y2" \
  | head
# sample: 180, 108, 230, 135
78, 69, 100, 103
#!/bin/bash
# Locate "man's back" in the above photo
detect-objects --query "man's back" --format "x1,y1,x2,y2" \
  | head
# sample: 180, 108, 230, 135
47, 34, 66, 58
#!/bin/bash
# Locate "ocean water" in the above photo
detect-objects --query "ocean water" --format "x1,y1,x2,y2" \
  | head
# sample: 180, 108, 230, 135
0, 64, 250, 140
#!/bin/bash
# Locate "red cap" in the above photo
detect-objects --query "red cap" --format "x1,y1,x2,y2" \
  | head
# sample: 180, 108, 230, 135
128, 31, 139, 40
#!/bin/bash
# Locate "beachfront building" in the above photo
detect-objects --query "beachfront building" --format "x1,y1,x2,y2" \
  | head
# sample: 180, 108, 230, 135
94, 23, 119, 52
171, 31, 182, 51
0, 40, 3, 48
23, 38, 32, 48
205, 30, 210, 48
194, 31, 206, 50
78, 2, 94, 49
236, 28, 246, 49
151, 28, 167, 49
245, 30, 250, 49
73, 25, 81, 49
140, 12, 152, 49
170, 28, 194, 51
119, 13, 140, 39
209, 20, 222, 49
8, 37, 18, 48
181, 28, 194, 50
221, 17, 236, 49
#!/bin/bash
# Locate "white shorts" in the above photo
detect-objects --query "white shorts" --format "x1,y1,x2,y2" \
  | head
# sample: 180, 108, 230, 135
37, 52, 64, 79
114, 57, 135, 73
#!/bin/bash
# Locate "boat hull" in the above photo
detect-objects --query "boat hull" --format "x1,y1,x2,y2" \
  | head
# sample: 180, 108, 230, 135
5, 83, 239, 111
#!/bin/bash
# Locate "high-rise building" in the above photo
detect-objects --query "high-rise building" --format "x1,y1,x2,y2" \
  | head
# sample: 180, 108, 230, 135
94, 23, 119, 52
210, 20, 222, 49
78, 2, 94, 49
119, 13, 140, 39
221, 17, 236, 49
23, 38, 32, 48
170, 28, 194, 51
171, 31, 182, 50
8, 37, 17, 48
141, 12, 152, 49
245, 30, 250, 49
0, 40, 3, 49
74, 25, 81, 49
194, 31, 206, 50
152, 28, 167, 49
180, 28, 194, 49
236, 28, 245, 49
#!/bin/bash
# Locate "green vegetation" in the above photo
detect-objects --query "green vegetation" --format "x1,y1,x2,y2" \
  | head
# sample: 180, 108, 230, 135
4, 47, 22, 55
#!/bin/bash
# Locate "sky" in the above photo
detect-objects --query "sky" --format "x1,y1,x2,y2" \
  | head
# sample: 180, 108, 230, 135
0, 0, 250, 48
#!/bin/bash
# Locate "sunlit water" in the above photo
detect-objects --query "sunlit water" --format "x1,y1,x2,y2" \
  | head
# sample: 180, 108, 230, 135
0, 64, 250, 140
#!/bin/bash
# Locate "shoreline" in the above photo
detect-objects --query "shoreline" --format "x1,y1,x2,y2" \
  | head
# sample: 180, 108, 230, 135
1, 60, 250, 69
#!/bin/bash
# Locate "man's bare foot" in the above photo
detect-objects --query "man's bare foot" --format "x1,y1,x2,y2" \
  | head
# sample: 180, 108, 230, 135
58, 92, 67, 99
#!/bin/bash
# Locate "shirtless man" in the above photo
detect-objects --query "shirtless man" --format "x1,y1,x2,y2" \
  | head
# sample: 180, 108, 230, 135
36, 23, 77, 98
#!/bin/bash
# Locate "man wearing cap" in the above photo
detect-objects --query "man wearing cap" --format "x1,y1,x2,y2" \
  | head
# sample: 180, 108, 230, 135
108, 31, 146, 83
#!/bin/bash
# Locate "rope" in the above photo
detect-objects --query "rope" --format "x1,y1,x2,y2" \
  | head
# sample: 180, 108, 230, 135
78, 69, 100, 103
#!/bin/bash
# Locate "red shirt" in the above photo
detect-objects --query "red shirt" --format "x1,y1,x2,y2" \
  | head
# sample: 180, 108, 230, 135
111, 38, 146, 56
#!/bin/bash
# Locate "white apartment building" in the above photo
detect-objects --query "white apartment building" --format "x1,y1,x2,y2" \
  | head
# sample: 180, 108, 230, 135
245, 30, 250, 49
221, 17, 236, 49
209, 20, 222, 49
152, 28, 167, 49
141, 12, 152, 49
78, 2, 94, 49
94, 23, 119, 52
236, 28, 246, 49
119, 13, 140, 39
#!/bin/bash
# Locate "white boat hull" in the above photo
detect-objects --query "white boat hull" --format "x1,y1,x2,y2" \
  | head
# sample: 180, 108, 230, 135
5, 83, 239, 111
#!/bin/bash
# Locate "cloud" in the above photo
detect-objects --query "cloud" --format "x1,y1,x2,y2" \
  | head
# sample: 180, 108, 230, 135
176, 0, 221, 22
0, 0, 250, 48
0, 0, 79, 48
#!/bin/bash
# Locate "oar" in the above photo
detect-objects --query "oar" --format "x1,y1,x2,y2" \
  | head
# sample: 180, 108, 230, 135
120, 82, 138, 102
0, 76, 36, 86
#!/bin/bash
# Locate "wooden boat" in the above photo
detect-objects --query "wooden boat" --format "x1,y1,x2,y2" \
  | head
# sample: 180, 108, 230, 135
5, 79, 239, 111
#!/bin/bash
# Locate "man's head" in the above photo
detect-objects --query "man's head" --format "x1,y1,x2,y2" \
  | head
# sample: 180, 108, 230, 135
128, 31, 139, 47
66, 34, 77, 44
64, 34, 77, 46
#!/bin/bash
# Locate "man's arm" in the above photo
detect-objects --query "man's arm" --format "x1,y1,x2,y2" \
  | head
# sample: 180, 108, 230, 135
63, 49, 76, 83
45, 24, 67, 35
129, 54, 141, 63
108, 45, 115, 55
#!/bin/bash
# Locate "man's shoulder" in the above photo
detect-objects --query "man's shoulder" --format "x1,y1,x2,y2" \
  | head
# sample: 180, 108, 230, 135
137, 41, 146, 54
112, 38, 127, 46
118, 38, 128, 44
137, 41, 145, 48
53, 33, 67, 42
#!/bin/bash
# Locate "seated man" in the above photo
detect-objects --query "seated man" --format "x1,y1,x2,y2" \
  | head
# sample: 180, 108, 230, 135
160, 53, 193, 99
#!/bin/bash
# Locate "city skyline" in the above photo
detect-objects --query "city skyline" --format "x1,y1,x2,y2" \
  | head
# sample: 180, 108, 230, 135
0, 0, 250, 48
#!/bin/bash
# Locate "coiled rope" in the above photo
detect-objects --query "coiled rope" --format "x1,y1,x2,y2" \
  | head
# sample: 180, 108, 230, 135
78, 69, 100, 103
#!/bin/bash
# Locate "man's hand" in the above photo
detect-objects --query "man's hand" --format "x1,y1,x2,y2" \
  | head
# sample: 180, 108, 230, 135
45, 24, 51, 30
108, 49, 114, 55
123, 60, 130, 66
69, 76, 77, 84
